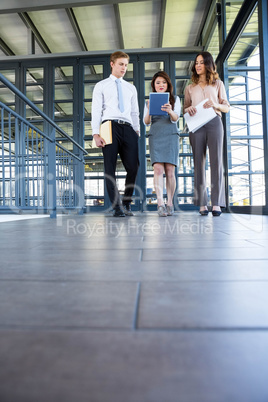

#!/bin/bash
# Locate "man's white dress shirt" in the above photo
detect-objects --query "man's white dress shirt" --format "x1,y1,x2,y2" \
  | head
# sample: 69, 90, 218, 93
91, 74, 140, 135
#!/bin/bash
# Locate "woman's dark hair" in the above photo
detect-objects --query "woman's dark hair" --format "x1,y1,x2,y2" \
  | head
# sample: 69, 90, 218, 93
191, 51, 219, 85
151, 71, 175, 109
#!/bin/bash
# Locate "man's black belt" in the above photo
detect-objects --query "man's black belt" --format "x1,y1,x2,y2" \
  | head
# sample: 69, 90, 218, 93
103, 119, 132, 127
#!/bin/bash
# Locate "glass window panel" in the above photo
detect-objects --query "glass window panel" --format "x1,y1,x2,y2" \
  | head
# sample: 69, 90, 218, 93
230, 141, 249, 173
56, 122, 74, 137
178, 196, 194, 205
84, 177, 104, 197
227, 25, 264, 204
84, 121, 92, 138
248, 71, 261, 101
230, 105, 247, 125
84, 65, 103, 81
179, 136, 191, 154
230, 125, 248, 137
146, 177, 157, 204
124, 64, 133, 80
226, 1, 244, 36
26, 104, 43, 118
57, 140, 73, 152
54, 103, 73, 118
84, 102, 91, 118
207, 24, 219, 59
86, 144, 105, 157
144, 62, 164, 77
54, 83, 73, 101
85, 160, 104, 174
178, 116, 185, 132
229, 175, 250, 206
178, 156, 194, 175
175, 79, 188, 98
32, 123, 44, 138
144, 80, 152, 97
175, 61, 191, 77
26, 67, 44, 83
26, 85, 44, 102
85, 140, 93, 152
86, 143, 105, 156
250, 139, 264, 172
146, 157, 153, 172
86, 148, 103, 158
227, 7, 258, 67
229, 80, 247, 102
54, 66, 73, 82
178, 177, 194, 195
251, 174, 265, 205
84, 83, 95, 99
248, 105, 263, 135
0, 87, 15, 103
0, 69, 16, 84
85, 198, 105, 207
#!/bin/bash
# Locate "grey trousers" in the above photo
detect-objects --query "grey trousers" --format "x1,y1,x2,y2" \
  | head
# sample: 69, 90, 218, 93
189, 115, 226, 207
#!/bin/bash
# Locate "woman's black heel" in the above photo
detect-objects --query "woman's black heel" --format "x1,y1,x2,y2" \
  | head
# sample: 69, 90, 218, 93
199, 210, 209, 216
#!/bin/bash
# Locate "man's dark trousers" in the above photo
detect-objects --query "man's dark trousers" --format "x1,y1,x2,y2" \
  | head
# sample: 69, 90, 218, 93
102, 120, 139, 208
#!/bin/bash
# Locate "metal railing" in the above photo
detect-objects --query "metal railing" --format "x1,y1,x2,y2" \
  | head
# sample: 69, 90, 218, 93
0, 72, 87, 217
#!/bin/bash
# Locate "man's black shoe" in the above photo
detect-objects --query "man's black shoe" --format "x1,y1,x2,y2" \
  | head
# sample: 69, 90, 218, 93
113, 206, 125, 217
123, 203, 134, 216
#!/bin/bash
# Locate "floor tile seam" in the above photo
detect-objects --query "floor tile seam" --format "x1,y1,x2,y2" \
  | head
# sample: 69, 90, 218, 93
4, 257, 268, 263
4, 246, 265, 251
1, 258, 144, 263
132, 282, 141, 330
0, 325, 268, 333
0, 279, 145, 284
136, 326, 268, 332
142, 258, 268, 262
2, 248, 144, 253
16, 249, 145, 252
245, 240, 266, 247
141, 246, 267, 250
0, 325, 134, 332
1, 279, 268, 284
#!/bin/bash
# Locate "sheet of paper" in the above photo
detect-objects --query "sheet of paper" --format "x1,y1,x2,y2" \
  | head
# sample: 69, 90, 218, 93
149, 92, 169, 116
92, 120, 112, 148
184, 98, 217, 133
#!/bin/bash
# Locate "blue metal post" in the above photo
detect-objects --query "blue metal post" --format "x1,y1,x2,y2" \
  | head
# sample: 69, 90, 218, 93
259, 0, 268, 212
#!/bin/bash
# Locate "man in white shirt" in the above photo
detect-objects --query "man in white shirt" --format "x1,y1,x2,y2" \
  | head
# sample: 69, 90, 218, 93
91, 51, 140, 217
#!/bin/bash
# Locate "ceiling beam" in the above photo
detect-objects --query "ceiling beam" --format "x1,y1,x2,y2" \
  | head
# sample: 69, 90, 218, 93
158, 0, 166, 48
113, 4, 124, 49
216, 0, 258, 64
19, 12, 51, 53
0, 47, 203, 63
0, 38, 15, 56
65, 8, 87, 51
65, 8, 97, 75
0, 0, 153, 14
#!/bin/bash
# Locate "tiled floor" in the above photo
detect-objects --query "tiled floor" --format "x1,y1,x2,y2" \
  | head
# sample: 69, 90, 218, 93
1, 211, 268, 402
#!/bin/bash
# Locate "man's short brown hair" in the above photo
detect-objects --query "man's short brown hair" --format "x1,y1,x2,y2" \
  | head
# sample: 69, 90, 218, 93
110, 51, 130, 65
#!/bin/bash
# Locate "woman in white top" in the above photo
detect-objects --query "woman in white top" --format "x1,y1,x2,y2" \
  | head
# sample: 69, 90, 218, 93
144, 71, 181, 216
184, 51, 230, 216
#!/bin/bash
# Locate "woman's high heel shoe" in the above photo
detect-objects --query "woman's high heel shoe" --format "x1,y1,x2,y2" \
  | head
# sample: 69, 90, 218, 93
199, 209, 208, 216
212, 210, 222, 216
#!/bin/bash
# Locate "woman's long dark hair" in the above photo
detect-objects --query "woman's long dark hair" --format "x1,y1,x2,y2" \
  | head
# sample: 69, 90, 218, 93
151, 71, 175, 109
191, 51, 219, 85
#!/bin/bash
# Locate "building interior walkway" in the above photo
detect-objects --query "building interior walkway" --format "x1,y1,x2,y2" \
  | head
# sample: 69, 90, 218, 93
1, 210, 268, 402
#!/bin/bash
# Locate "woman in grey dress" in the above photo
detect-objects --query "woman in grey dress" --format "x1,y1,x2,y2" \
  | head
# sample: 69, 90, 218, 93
144, 71, 180, 216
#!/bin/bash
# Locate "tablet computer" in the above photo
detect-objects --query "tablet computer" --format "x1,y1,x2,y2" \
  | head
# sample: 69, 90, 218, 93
149, 92, 169, 116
